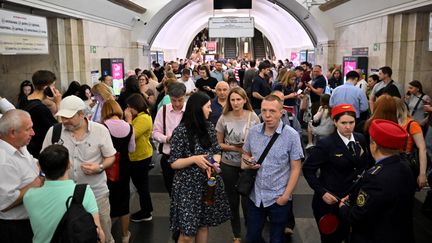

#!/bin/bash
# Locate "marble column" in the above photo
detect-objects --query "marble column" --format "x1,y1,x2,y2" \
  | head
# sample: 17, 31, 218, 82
315, 40, 336, 72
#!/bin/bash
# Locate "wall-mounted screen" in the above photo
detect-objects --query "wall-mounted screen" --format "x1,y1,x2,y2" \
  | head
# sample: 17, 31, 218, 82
213, 0, 252, 9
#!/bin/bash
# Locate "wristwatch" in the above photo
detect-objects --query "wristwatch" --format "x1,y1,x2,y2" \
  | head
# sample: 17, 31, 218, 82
98, 164, 104, 173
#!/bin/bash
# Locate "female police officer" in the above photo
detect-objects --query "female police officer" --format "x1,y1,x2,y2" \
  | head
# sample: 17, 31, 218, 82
303, 104, 371, 243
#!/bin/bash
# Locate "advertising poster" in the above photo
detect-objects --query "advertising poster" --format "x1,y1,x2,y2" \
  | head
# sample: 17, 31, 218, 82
343, 61, 357, 77
207, 41, 217, 52
91, 70, 99, 86
290, 52, 299, 66
112, 62, 124, 95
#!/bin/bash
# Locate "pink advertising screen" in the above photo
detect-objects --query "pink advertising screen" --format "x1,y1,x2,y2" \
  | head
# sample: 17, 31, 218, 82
112, 63, 124, 95
343, 61, 357, 77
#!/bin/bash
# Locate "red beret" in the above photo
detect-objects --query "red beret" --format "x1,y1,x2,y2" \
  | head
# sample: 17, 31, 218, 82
369, 119, 407, 150
331, 104, 356, 119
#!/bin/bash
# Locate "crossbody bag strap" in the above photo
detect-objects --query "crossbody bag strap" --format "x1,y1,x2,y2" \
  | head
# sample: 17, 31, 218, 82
402, 120, 414, 153
71, 184, 87, 205
243, 111, 252, 143
51, 123, 62, 144
256, 125, 284, 165
411, 94, 425, 116
162, 105, 166, 136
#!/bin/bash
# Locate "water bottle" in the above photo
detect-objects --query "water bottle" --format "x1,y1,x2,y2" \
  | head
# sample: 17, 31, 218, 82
203, 168, 217, 206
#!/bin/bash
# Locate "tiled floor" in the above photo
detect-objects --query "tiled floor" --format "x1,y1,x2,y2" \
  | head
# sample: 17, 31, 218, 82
111, 159, 432, 243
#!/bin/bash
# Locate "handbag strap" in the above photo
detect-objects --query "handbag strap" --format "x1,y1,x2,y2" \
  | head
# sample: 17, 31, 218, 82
162, 104, 166, 136
402, 120, 415, 153
243, 111, 252, 143
411, 94, 425, 116
256, 125, 284, 165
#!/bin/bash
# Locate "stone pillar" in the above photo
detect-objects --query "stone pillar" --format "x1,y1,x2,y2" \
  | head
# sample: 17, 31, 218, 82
131, 42, 151, 70
62, 19, 86, 88
390, 14, 409, 85
386, 12, 432, 93
315, 40, 336, 72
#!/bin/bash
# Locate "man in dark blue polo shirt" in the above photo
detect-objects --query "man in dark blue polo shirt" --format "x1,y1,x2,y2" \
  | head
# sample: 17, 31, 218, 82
209, 81, 229, 125
305, 65, 326, 116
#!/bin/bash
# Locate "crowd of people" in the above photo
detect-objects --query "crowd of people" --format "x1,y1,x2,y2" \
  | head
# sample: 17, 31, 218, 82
0, 56, 431, 243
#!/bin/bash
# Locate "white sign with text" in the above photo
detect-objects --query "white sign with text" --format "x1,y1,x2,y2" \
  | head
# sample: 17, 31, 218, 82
0, 9, 48, 54
209, 17, 254, 38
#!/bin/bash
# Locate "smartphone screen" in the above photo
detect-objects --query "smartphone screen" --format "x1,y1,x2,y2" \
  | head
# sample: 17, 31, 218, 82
297, 89, 303, 95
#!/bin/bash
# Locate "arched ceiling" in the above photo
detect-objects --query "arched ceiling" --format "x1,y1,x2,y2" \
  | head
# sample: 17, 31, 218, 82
9, 0, 431, 60
132, 0, 334, 60
148, 0, 315, 59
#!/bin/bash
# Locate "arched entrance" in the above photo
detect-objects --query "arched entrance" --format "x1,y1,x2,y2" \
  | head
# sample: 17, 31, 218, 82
133, 0, 330, 60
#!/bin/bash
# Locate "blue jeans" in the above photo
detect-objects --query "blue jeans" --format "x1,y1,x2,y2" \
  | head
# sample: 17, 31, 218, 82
246, 198, 290, 243
425, 125, 432, 161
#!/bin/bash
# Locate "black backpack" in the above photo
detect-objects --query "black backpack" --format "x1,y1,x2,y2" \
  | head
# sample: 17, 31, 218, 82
51, 184, 98, 243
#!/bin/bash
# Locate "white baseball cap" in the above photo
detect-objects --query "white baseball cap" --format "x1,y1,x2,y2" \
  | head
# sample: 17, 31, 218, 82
55, 95, 86, 118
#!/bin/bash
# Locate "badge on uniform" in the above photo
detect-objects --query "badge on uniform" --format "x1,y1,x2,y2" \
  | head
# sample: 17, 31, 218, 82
368, 165, 382, 175
356, 190, 368, 207
335, 153, 343, 157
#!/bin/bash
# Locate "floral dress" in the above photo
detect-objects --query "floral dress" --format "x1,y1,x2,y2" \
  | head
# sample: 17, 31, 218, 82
168, 122, 231, 236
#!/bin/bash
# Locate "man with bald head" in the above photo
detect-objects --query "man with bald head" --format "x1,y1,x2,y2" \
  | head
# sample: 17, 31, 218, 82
0, 109, 43, 243
209, 81, 229, 125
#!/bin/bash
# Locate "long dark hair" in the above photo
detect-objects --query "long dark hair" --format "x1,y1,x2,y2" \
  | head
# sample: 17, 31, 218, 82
78, 84, 92, 101
124, 75, 140, 94
409, 80, 423, 95
126, 93, 150, 115
62, 81, 81, 98
181, 92, 212, 150
18, 80, 34, 108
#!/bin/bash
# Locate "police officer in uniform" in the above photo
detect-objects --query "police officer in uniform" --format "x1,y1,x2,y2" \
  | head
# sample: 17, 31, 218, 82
339, 119, 416, 243
303, 104, 370, 243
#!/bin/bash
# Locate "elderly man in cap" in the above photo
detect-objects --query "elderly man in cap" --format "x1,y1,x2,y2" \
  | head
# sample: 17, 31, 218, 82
42, 95, 116, 243
339, 119, 416, 243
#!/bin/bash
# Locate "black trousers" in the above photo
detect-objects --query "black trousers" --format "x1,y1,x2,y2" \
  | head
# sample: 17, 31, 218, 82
220, 162, 248, 238
130, 157, 154, 214
312, 194, 349, 243
0, 218, 33, 243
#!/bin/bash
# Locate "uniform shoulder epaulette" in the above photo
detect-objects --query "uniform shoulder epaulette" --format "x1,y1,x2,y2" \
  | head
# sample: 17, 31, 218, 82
367, 164, 382, 175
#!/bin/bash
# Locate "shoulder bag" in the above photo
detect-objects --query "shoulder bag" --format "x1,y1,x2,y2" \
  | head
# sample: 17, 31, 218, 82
236, 126, 283, 196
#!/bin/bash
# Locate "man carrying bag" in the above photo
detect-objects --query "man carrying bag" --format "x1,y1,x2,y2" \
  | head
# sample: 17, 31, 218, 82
240, 95, 303, 243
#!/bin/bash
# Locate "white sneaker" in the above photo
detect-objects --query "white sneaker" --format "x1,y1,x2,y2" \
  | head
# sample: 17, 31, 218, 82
305, 143, 314, 149
122, 231, 131, 243
284, 227, 294, 235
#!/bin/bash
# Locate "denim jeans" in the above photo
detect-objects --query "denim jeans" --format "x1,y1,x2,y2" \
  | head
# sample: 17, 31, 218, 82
423, 125, 432, 210
246, 198, 290, 243
425, 125, 432, 163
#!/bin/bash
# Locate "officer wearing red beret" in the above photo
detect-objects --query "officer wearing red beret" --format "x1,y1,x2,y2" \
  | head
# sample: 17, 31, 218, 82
339, 119, 416, 243
303, 104, 371, 242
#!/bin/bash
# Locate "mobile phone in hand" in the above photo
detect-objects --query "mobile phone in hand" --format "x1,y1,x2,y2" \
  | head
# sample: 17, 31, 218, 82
44, 86, 54, 97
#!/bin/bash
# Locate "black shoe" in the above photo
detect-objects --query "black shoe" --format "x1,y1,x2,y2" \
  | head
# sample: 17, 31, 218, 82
130, 211, 152, 222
